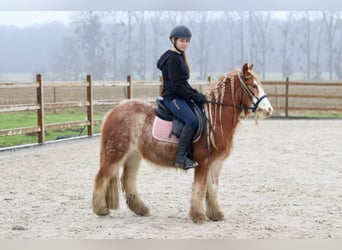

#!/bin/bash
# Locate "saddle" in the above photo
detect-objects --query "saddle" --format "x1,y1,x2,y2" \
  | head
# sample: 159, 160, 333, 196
152, 97, 206, 144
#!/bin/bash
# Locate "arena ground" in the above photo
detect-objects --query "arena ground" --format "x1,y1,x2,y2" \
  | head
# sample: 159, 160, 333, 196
0, 119, 341, 239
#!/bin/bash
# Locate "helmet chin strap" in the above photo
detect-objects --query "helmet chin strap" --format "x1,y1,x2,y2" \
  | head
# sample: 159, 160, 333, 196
173, 39, 184, 54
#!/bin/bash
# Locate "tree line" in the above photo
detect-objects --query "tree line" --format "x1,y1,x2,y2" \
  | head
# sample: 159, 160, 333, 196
1, 11, 342, 81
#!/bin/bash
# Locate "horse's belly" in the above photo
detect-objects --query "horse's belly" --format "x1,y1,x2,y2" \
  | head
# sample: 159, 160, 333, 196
138, 127, 177, 167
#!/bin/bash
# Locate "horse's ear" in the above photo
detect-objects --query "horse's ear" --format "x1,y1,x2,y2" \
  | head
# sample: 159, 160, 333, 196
242, 63, 248, 75
248, 64, 254, 71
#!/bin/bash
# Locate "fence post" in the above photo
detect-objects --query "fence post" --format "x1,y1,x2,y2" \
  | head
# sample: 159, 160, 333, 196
203, 75, 211, 92
36, 74, 45, 144
53, 86, 57, 114
86, 74, 93, 136
285, 77, 289, 118
159, 76, 163, 96
126, 75, 132, 99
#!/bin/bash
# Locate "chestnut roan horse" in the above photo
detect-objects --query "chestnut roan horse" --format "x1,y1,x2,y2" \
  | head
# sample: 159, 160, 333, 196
92, 63, 273, 224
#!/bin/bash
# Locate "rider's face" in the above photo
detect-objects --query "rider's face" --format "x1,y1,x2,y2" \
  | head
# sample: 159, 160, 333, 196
173, 37, 190, 52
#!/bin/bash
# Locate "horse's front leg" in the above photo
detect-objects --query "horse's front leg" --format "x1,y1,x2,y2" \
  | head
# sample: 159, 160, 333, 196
205, 161, 224, 221
189, 163, 210, 224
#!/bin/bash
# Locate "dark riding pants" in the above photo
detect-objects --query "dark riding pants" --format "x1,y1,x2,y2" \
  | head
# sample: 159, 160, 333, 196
163, 98, 198, 132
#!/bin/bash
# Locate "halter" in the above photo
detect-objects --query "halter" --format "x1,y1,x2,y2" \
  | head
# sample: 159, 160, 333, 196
205, 71, 268, 112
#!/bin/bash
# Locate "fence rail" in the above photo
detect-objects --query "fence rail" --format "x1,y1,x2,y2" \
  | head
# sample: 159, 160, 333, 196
262, 77, 342, 116
0, 75, 341, 148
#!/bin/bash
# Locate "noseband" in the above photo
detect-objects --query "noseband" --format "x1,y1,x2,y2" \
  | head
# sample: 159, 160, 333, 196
205, 72, 268, 112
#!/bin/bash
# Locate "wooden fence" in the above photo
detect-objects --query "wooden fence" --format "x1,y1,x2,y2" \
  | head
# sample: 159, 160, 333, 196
263, 77, 342, 116
0, 74, 161, 144
0, 75, 341, 147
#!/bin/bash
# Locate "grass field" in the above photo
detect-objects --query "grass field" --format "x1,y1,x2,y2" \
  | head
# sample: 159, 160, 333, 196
0, 111, 106, 148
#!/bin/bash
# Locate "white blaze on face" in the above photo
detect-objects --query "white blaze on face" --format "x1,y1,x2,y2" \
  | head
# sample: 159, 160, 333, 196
253, 80, 273, 116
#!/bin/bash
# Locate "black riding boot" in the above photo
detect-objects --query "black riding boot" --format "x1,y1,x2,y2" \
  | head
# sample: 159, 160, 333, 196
175, 125, 198, 170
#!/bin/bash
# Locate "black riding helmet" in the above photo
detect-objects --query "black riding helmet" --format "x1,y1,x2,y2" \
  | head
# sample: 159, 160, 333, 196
169, 25, 192, 53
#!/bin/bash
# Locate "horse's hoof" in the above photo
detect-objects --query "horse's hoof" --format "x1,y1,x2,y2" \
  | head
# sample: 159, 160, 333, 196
136, 206, 150, 217
207, 211, 224, 221
94, 207, 110, 216
190, 212, 207, 224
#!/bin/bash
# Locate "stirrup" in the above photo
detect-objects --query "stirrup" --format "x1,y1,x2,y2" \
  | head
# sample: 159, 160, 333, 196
176, 157, 198, 170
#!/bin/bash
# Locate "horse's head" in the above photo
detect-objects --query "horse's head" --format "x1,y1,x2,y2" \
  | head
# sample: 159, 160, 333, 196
237, 63, 273, 120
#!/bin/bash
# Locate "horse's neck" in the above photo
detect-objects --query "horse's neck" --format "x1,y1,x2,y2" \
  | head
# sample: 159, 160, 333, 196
206, 76, 242, 147
215, 105, 241, 137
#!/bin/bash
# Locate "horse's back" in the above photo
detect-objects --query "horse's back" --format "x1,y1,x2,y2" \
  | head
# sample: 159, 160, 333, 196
102, 99, 154, 126
101, 99, 155, 150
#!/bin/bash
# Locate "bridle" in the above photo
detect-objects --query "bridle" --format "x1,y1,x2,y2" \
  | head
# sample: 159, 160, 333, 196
205, 71, 268, 112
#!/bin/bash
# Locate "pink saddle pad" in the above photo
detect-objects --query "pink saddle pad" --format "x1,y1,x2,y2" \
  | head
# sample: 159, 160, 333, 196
152, 116, 179, 144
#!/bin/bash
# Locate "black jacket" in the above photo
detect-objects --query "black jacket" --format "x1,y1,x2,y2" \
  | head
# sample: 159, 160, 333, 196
157, 50, 200, 101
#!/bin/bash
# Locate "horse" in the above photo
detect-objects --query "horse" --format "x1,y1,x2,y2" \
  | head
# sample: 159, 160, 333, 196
92, 63, 273, 224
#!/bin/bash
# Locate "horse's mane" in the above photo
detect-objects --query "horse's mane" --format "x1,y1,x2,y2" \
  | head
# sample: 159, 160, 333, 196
203, 68, 242, 149
203, 67, 262, 148
205, 66, 261, 147
205, 68, 240, 96
205, 68, 261, 94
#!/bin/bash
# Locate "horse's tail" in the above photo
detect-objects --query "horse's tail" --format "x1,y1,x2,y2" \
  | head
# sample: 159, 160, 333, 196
105, 171, 120, 210
92, 168, 120, 215
92, 142, 120, 215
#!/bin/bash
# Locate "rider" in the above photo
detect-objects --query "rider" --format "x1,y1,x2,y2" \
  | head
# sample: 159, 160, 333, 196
156, 25, 207, 170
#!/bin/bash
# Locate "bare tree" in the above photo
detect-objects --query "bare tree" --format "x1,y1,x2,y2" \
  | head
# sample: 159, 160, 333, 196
133, 11, 147, 80
167, 11, 183, 27
51, 35, 82, 80
296, 11, 323, 80
102, 11, 125, 79
219, 11, 247, 70
151, 12, 162, 79
249, 12, 272, 79
322, 11, 340, 80
313, 14, 324, 80
232, 11, 247, 66
73, 11, 107, 79
118, 11, 134, 78
218, 11, 235, 71
279, 12, 294, 79
334, 18, 342, 79
187, 11, 213, 80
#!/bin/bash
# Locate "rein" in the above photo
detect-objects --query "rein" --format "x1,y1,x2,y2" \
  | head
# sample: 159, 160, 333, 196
205, 100, 256, 111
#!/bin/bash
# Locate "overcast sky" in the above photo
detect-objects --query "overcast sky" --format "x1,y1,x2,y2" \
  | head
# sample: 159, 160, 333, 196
0, 0, 340, 27
0, 11, 291, 28
0, 0, 340, 11
0, 11, 333, 28
0, 11, 73, 27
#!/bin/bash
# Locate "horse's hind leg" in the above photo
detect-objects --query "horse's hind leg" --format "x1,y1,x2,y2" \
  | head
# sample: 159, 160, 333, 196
121, 151, 150, 216
92, 151, 121, 216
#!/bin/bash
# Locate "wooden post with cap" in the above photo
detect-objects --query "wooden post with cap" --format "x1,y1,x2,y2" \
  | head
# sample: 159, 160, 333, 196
285, 77, 289, 118
86, 74, 93, 136
36, 74, 44, 144
126, 75, 132, 99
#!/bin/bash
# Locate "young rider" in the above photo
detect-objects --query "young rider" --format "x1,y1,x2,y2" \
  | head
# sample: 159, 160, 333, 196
156, 25, 206, 169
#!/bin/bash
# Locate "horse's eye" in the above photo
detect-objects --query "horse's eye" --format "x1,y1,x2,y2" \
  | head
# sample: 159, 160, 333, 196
252, 83, 258, 89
